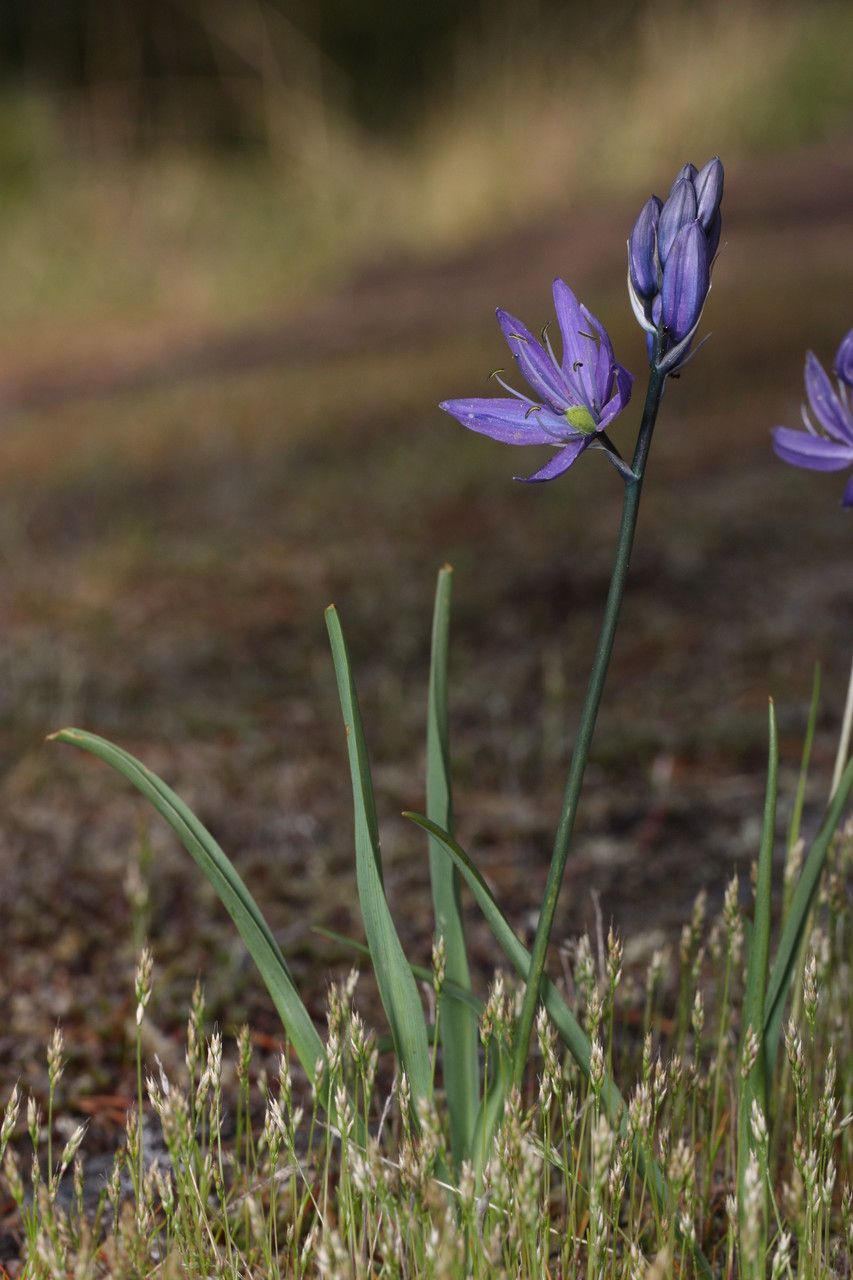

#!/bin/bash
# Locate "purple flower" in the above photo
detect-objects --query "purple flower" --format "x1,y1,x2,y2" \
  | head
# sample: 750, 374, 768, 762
440, 280, 633, 482
628, 157, 723, 372
772, 330, 853, 507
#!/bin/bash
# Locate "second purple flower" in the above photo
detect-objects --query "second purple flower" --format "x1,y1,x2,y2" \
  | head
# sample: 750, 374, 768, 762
772, 329, 853, 507
440, 280, 633, 483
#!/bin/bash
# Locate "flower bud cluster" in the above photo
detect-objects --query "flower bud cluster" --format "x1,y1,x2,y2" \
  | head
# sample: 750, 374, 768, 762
628, 158, 723, 371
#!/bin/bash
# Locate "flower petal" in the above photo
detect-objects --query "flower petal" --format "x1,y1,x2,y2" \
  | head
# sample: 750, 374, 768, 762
834, 329, 853, 390
580, 304, 619, 408
551, 278, 590, 393
554, 284, 611, 412
496, 309, 568, 412
627, 267, 657, 335
595, 367, 634, 434
772, 426, 853, 472
629, 196, 662, 298
706, 208, 722, 260
661, 222, 710, 343
439, 397, 567, 446
613, 363, 634, 408
595, 396, 626, 436
670, 162, 698, 189
658, 179, 697, 263
843, 472, 853, 507
804, 352, 853, 444
694, 157, 724, 230
514, 438, 588, 483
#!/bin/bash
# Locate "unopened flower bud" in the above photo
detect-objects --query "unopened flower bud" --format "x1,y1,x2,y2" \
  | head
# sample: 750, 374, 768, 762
658, 179, 698, 264
694, 156, 724, 230
662, 222, 710, 343
627, 156, 723, 373
629, 196, 662, 298
673, 163, 698, 188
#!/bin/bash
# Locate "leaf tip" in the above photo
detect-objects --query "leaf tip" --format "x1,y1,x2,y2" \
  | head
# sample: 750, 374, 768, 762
46, 727, 77, 743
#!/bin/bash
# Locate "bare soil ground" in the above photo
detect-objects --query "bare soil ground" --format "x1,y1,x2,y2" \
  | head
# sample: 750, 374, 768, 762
0, 141, 850, 1212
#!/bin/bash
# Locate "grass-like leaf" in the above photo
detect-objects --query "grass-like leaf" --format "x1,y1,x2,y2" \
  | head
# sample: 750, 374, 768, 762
764, 750, 853, 1066
313, 925, 484, 1015
51, 728, 325, 1085
785, 663, 821, 861
737, 701, 777, 1254
326, 606, 432, 1109
405, 811, 714, 1278
426, 566, 479, 1166
413, 820, 594, 1065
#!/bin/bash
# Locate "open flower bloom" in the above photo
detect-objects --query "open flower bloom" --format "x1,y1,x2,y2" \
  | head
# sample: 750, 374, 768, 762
772, 330, 853, 507
440, 280, 633, 482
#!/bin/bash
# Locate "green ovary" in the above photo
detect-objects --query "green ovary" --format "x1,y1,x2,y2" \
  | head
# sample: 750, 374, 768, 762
564, 405, 598, 435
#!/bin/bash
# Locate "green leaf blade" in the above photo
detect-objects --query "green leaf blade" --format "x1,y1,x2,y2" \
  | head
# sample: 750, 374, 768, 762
426, 566, 479, 1165
737, 701, 777, 1252
313, 925, 484, 1015
785, 663, 821, 861
404, 810, 714, 1279
52, 728, 325, 1084
325, 607, 432, 1108
764, 751, 853, 1061
742, 701, 779, 1090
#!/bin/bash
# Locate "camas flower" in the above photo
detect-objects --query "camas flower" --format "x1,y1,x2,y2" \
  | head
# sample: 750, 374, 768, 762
628, 157, 723, 372
772, 329, 853, 507
440, 280, 633, 482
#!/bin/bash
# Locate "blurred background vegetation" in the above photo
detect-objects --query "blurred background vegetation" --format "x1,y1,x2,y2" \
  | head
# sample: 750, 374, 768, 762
0, 0, 850, 342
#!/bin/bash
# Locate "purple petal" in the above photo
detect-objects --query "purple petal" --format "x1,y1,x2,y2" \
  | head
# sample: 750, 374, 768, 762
804, 352, 853, 444
772, 426, 853, 472
661, 222, 710, 343
515, 438, 588, 483
552, 278, 590, 394
834, 329, 853, 390
843, 472, 853, 507
670, 162, 697, 189
629, 196, 662, 298
440, 397, 567, 446
706, 208, 722, 260
580, 304, 619, 408
497, 309, 568, 412
658, 179, 697, 264
694, 157, 724, 229
612, 362, 634, 409
596, 389, 629, 435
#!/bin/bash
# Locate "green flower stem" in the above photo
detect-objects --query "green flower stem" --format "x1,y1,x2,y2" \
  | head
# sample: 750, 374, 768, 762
512, 364, 666, 1084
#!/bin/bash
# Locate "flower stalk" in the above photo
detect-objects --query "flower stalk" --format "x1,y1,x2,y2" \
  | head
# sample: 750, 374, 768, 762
512, 360, 666, 1083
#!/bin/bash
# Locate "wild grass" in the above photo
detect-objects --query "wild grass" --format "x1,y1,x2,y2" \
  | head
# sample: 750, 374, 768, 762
1, 806, 850, 1277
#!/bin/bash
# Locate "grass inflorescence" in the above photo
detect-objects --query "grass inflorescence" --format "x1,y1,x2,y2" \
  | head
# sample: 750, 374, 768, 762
1, 809, 850, 1277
